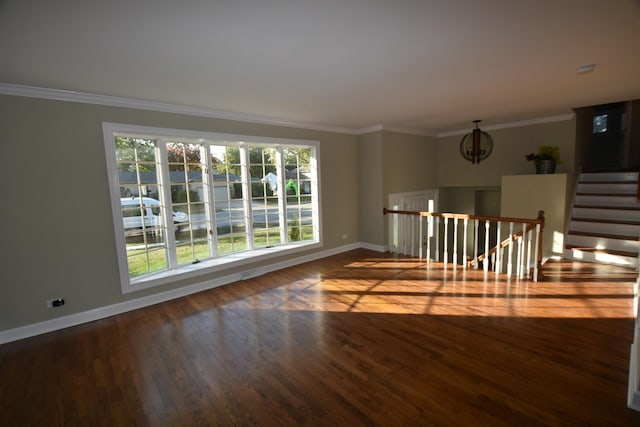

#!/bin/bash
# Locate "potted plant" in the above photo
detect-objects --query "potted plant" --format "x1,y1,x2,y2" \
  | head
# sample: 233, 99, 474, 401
525, 145, 561, 174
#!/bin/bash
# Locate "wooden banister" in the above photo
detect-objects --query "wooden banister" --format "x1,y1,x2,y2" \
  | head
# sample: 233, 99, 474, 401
383, 208, 544, 225
384, 208, 545, 281
475, 223, 537, 264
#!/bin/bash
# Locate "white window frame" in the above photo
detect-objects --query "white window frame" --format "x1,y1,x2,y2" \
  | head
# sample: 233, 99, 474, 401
103, 122, 322, 293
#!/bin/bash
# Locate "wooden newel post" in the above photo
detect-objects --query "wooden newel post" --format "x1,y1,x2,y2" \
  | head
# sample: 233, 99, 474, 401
536, 210, 545, 281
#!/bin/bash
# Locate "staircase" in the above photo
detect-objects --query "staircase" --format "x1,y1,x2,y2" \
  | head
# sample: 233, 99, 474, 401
564, 172, 640, 269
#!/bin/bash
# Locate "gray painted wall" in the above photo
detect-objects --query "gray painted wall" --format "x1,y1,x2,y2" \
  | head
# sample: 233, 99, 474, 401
357, 130, 438, 247
0, 93, 576, 334
0, 94, 359, 331
357, 131, 384, 246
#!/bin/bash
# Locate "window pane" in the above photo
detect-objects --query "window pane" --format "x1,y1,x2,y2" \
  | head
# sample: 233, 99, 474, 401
285, 147, 314, 242
166, 142, 211, 264
249, 146, 279, 248
254, 227, 282, 247
593, 114, 608, 133
218, 233, 247, 255
176, 229, 210, 264
211, 144, 248, 255
167, 142, 201, 168
127, 244, 168, 277
218, 146, 242, 177
114, 137, 170, 277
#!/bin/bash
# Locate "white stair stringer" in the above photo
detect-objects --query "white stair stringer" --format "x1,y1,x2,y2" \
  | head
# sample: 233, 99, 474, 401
564, 172, 640, 269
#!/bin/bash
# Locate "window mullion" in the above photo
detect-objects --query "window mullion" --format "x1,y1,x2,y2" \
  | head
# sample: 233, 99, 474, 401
157, 139, 178, 268
310, 147, 320, 241
201, 144, 219, 257
275, 147, 287, 244
239, 146, 254, 250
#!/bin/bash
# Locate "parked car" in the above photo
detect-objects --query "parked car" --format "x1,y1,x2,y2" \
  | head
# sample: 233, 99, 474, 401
120, 197, 189, 230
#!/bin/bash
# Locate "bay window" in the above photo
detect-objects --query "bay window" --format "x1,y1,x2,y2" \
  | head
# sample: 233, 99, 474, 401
103, 123, 320, 292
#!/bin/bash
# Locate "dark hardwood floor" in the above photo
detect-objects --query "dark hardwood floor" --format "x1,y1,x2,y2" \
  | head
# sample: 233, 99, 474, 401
2, 249, 640, 426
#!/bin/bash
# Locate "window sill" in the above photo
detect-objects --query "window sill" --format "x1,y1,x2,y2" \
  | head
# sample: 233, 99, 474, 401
124, 240, 321, 293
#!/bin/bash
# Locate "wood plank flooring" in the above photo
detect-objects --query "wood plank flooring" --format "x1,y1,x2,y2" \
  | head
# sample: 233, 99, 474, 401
2, 249, 640, 426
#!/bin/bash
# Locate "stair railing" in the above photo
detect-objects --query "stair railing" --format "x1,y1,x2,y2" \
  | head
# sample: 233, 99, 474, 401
383, 208, 545, 282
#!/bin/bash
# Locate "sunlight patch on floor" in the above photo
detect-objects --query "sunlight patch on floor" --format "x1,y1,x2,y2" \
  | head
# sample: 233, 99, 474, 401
218, 257, 639, 319
229, 277, 635, 320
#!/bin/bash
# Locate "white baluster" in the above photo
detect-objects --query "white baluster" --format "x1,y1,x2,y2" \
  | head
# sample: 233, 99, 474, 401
474, 220, 479, 270
443, 217, 449, 268
398, 214, 403, 254
426, 216, 432, 264
484, 220, 490, 274
453, 217, 459, 266
526, 228, 533, 277
435, 217, 440, 262
419, 215, 423, 259
507, 222, 514, 276
409, 215, 416, 258
391, 212, 397, 254
463, 218, 468, 270
495, 221, 502, 274
518, 223, 526, 278
515, 223, 521, 278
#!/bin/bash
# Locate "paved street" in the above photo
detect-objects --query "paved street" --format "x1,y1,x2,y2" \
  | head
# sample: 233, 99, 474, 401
185, 200, 313, 229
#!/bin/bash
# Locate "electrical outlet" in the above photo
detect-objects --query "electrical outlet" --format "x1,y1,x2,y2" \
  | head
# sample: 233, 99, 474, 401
46, 298, 65, 308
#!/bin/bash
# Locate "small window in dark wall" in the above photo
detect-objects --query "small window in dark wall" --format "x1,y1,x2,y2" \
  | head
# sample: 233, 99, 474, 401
593, 113, 608, 133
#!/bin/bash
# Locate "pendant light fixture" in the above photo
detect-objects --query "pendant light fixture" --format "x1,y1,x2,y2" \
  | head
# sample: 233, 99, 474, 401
459, 120, 494, 164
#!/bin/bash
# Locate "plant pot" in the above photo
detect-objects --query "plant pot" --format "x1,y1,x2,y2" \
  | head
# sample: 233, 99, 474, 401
535, 160, 556, 174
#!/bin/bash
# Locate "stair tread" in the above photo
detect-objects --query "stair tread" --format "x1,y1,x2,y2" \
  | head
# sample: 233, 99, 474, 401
574, 205, 640, 211
576, 192, 638, 197
580, 171, 639, 176
570, 176, 640, 267
565, 245, 638, 258
579, 180, 639, 184
571, 217, 640, 226
567, 230, 640, 240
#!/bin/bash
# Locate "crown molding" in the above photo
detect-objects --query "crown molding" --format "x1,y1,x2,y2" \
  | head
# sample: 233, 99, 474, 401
436, 114, 575, 138
380, 125, 435, 137
356, 124, 384, 134
1, 83, 574, 139
0, 83, 360, 135
356, 124, 434, 137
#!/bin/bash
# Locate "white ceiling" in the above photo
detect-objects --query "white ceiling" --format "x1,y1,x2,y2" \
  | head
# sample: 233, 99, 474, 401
1, 0, 640, 135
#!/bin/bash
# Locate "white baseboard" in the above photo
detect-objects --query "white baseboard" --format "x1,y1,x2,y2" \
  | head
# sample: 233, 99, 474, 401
359, 242, 388, 252
0, 242, 384, 344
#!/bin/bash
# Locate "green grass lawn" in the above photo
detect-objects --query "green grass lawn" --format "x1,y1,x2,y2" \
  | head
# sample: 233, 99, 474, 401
126, 226, 313, 277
